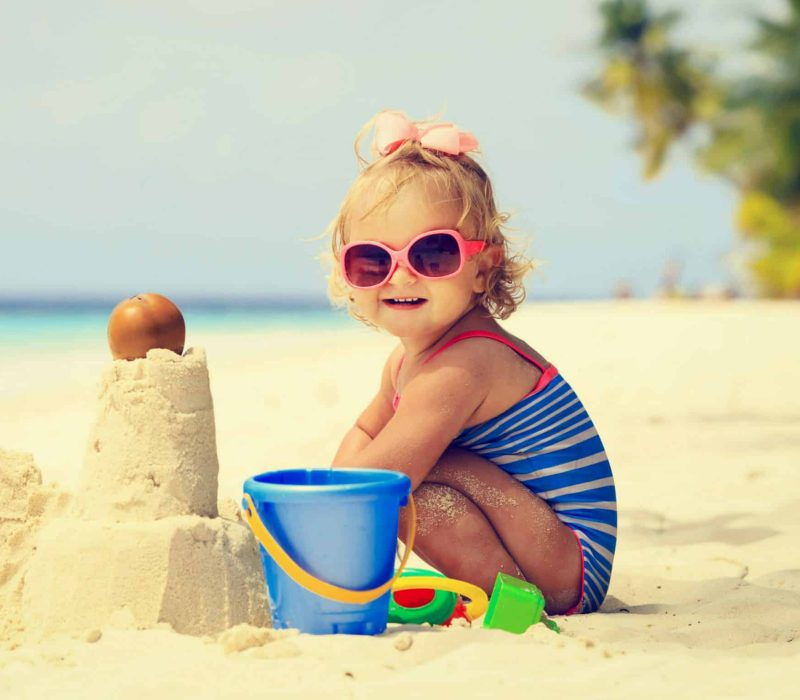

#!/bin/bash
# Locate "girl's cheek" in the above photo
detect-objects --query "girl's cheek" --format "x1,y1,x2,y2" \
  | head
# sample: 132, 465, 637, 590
352, 292, 379, 317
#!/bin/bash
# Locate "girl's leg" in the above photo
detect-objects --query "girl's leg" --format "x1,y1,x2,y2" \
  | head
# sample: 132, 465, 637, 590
400, 446, 582, 614
403, 482, 527, 583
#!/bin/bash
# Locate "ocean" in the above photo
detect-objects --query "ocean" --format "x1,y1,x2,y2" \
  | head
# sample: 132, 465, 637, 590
0, 297, 350, 350
0, 292, 598, 351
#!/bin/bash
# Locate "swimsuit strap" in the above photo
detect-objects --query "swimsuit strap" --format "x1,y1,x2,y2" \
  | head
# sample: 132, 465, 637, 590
424, 330, 548, 373
392, 331, 558, 410
391, 355, 405, 411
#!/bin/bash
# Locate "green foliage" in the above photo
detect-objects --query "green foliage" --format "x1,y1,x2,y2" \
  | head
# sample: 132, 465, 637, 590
583, 0, 719, 179
698, 2, 800, 203
737, 192, 800, 296
584, 0, 800, 297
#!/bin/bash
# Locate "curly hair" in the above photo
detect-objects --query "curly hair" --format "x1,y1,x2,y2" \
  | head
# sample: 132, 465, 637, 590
324, 113, 533, 325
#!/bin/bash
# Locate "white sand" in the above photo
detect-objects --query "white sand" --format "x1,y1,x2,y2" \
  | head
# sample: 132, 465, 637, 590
2, 347, 268, 644
77, 347, 220, 521
0, 301, 798, 698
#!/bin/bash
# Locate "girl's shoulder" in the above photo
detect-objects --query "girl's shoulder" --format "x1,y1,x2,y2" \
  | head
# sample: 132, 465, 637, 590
391, 335, 495, 398
391, 314, 550, 399
426, 324, 550, 373
423, 328, 552, 428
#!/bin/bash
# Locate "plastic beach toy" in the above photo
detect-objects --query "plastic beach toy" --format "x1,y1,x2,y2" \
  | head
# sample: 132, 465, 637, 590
391, 571, 489, 623
242, 468, 415, 635
482, 573, 559, 634
389, 568, 456, 625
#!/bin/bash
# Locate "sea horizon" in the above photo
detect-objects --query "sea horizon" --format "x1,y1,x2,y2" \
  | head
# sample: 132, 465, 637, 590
0, 291, 618, 348
0, 294, 348, 349
0, 289, 613, 311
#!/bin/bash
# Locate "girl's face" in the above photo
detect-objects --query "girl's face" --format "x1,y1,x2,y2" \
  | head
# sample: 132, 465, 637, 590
345, 179, 492, 342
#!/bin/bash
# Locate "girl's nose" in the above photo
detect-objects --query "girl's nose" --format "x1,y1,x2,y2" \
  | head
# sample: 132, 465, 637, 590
387, 261, 417, 285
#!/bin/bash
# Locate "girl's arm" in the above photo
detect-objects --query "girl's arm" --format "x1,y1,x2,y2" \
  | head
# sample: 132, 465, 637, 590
332, 346, 403, 465
333, 343, 491, 489
333, 424, 375, 464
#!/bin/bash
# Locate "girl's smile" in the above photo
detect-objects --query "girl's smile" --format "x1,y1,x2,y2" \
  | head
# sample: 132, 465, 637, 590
382, 297, 427, 309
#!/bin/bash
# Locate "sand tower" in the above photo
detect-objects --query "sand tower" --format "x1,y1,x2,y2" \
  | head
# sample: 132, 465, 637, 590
21, 348, 269, 638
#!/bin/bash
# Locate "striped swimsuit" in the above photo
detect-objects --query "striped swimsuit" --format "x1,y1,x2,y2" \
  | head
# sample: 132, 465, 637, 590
393, 330, 617, 614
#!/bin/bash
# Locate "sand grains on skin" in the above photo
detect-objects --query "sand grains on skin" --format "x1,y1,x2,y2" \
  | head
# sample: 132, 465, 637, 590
414, 483, 469, 538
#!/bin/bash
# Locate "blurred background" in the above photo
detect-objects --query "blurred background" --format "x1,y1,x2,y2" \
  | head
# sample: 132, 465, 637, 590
1, 0, 797, 338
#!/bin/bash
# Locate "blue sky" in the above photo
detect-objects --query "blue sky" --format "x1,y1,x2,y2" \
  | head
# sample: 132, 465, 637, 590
0, 0, 785, 300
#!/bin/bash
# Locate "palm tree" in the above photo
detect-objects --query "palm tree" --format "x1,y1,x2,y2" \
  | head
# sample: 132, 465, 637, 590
699, 0, 800, 296
583, 0, 718, 179
585, 0, 800, 296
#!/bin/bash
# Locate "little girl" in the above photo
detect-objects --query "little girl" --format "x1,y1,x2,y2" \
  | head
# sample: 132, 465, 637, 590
327, 110, 617, 615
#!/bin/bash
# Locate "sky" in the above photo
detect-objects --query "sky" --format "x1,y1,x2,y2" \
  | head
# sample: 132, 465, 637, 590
0, 0, 787, 301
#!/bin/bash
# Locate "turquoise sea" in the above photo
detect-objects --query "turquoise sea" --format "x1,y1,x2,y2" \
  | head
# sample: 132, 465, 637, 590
0, 297, 350, 349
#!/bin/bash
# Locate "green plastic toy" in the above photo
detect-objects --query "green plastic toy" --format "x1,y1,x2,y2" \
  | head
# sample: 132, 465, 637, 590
388, 568, 457, 625
482, 573, 560, 634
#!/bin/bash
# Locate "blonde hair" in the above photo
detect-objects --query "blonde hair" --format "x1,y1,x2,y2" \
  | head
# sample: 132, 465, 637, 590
324, 112, 533, 324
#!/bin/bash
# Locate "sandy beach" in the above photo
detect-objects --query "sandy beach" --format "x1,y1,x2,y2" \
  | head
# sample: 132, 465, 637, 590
1, 300, 798, 698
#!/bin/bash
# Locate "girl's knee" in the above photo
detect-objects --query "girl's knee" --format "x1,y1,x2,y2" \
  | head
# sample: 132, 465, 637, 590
428, 448, 523, 510
411, 483, 471, 539
400, 483, 458, 543
406, 483, 514, 585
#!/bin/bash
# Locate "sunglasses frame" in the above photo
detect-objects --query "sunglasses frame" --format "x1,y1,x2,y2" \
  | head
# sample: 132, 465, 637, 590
340, 229, 486, 290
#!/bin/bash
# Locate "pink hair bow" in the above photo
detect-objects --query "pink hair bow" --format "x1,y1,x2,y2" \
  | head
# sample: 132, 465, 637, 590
373, 110, 479, 157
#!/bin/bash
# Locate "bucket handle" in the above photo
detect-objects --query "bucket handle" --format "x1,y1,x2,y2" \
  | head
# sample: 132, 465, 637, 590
241, 492, 416, 605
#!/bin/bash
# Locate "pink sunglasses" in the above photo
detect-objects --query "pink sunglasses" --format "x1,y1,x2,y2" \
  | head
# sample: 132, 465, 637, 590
341, 229, 486, 289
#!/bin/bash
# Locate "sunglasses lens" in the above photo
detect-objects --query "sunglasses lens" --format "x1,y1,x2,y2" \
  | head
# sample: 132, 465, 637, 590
409, 233, 461, 277
344, 244, 392, 287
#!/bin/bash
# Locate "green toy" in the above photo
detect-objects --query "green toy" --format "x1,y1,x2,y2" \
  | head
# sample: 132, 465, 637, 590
388, 568, 457, 625
388, 569, 559, 633
482, 573, 560, 634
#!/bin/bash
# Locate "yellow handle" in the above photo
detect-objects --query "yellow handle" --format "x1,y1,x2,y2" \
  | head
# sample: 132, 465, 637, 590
393, 576, 489, 620
242, 492, 416, 606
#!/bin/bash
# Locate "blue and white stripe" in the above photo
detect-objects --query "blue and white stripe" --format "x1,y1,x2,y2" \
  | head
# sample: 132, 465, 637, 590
453, 374, 617, 613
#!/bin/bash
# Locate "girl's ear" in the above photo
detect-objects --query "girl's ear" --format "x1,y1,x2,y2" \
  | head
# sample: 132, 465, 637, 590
472, 245, 503, 294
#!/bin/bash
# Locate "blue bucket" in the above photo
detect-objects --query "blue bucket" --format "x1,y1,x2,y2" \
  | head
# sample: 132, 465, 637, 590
242, 468, 412, 635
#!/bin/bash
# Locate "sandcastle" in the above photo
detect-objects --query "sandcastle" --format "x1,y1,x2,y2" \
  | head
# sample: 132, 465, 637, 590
6, 347, 269, 641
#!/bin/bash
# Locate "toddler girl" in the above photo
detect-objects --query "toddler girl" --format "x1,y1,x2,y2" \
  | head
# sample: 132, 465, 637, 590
327, 110, 616, 614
